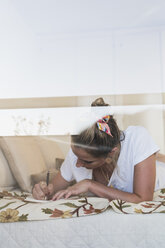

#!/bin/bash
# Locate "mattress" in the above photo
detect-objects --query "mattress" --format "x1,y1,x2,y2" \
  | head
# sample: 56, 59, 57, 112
1, 210, 165, 248
1, 188, 165, 248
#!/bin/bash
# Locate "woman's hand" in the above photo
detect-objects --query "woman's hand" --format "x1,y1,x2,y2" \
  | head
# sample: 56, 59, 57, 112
32, 181, 54, 200
51, 179, 91, 201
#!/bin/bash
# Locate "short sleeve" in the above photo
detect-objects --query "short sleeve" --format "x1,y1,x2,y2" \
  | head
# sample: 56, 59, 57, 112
132, 126, 160, 166
60, 149, 75, 182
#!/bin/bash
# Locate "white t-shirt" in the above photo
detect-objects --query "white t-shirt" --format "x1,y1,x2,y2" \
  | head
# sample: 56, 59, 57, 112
61, 126, 163, 193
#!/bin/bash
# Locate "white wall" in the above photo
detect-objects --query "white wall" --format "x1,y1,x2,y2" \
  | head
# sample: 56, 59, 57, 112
0, 1, 165, 152
0, 1, 165, 98
114, 29, 163, 94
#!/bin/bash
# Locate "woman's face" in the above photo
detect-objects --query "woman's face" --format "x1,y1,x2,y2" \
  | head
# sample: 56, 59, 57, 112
71, 145, 107, 169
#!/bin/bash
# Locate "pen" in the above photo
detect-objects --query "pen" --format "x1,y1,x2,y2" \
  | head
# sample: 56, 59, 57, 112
46, 170, 50, 186
45, 171, 50, 200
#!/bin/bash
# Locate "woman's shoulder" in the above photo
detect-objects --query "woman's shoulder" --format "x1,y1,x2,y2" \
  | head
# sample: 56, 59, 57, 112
68, 148, 77, 160
124, 125, 149, 138
125, 125, 147, 132
123, 125, 156, 147
62, 148, 78, 166
123, 125, 159, 152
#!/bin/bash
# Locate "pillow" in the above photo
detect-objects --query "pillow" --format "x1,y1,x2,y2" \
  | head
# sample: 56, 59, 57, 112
31, 158, 76, 187
55, 158, 64, 170
31, 168, 59, 186
35, 136, 70, 169
0, 148, 17, 190
31, 169, 76, 188
0, 137, 47, 192
31, 158, 64, 186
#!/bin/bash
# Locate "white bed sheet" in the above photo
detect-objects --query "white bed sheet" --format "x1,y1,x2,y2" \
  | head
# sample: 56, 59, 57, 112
1, 209, 165, 248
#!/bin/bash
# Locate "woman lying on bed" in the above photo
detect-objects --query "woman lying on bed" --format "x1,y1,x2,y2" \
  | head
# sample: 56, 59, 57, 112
33, 98, 161, 203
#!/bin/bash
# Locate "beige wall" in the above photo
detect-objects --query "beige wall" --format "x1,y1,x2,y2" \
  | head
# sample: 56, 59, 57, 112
0, 94, 165, 154
0, 93, 164, 109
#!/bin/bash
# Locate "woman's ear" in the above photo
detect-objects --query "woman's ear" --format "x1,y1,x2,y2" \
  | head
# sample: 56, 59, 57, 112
110, 147, 118, 155
113, 147, 118, 152
105, 146, 120, 164
105, 147, 118, 164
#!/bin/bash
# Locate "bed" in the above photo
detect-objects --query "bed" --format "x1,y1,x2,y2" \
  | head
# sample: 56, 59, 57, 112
1, 209, 165, 248
0, 135, 165, 248
0, 188, 165, 248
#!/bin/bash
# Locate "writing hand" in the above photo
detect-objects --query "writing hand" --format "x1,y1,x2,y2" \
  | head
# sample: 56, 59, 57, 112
32, 181, 54, 200
51, 179, 91, 201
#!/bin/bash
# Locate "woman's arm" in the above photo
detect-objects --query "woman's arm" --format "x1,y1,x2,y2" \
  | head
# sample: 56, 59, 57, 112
52, 154, 156, 203
51, 171, 71, 193
89, 153, 156, 203
33, 149, 75, 200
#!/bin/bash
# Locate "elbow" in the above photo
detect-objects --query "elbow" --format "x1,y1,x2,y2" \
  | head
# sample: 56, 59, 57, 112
132, 195, 153, 204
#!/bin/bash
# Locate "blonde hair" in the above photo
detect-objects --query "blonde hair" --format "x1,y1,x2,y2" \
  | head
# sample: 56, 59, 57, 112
71, 98, 124, 157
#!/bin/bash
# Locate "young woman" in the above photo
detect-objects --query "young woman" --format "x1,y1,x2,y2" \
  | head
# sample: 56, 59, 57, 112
32, 98, 161, 203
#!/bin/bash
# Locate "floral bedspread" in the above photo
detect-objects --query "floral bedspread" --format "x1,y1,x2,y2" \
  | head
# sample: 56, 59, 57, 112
0, 189, 165, 223
0, 190, 109, 223
110, 189, 165, 214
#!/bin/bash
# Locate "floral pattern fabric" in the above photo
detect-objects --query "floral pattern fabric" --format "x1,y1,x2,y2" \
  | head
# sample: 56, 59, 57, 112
110, 189, 165, 214
0, 190, 109, 222
1, 189, 165, 223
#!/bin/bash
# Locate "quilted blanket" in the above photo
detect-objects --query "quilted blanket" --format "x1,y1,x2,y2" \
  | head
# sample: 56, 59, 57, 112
0, 189, 165, 223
